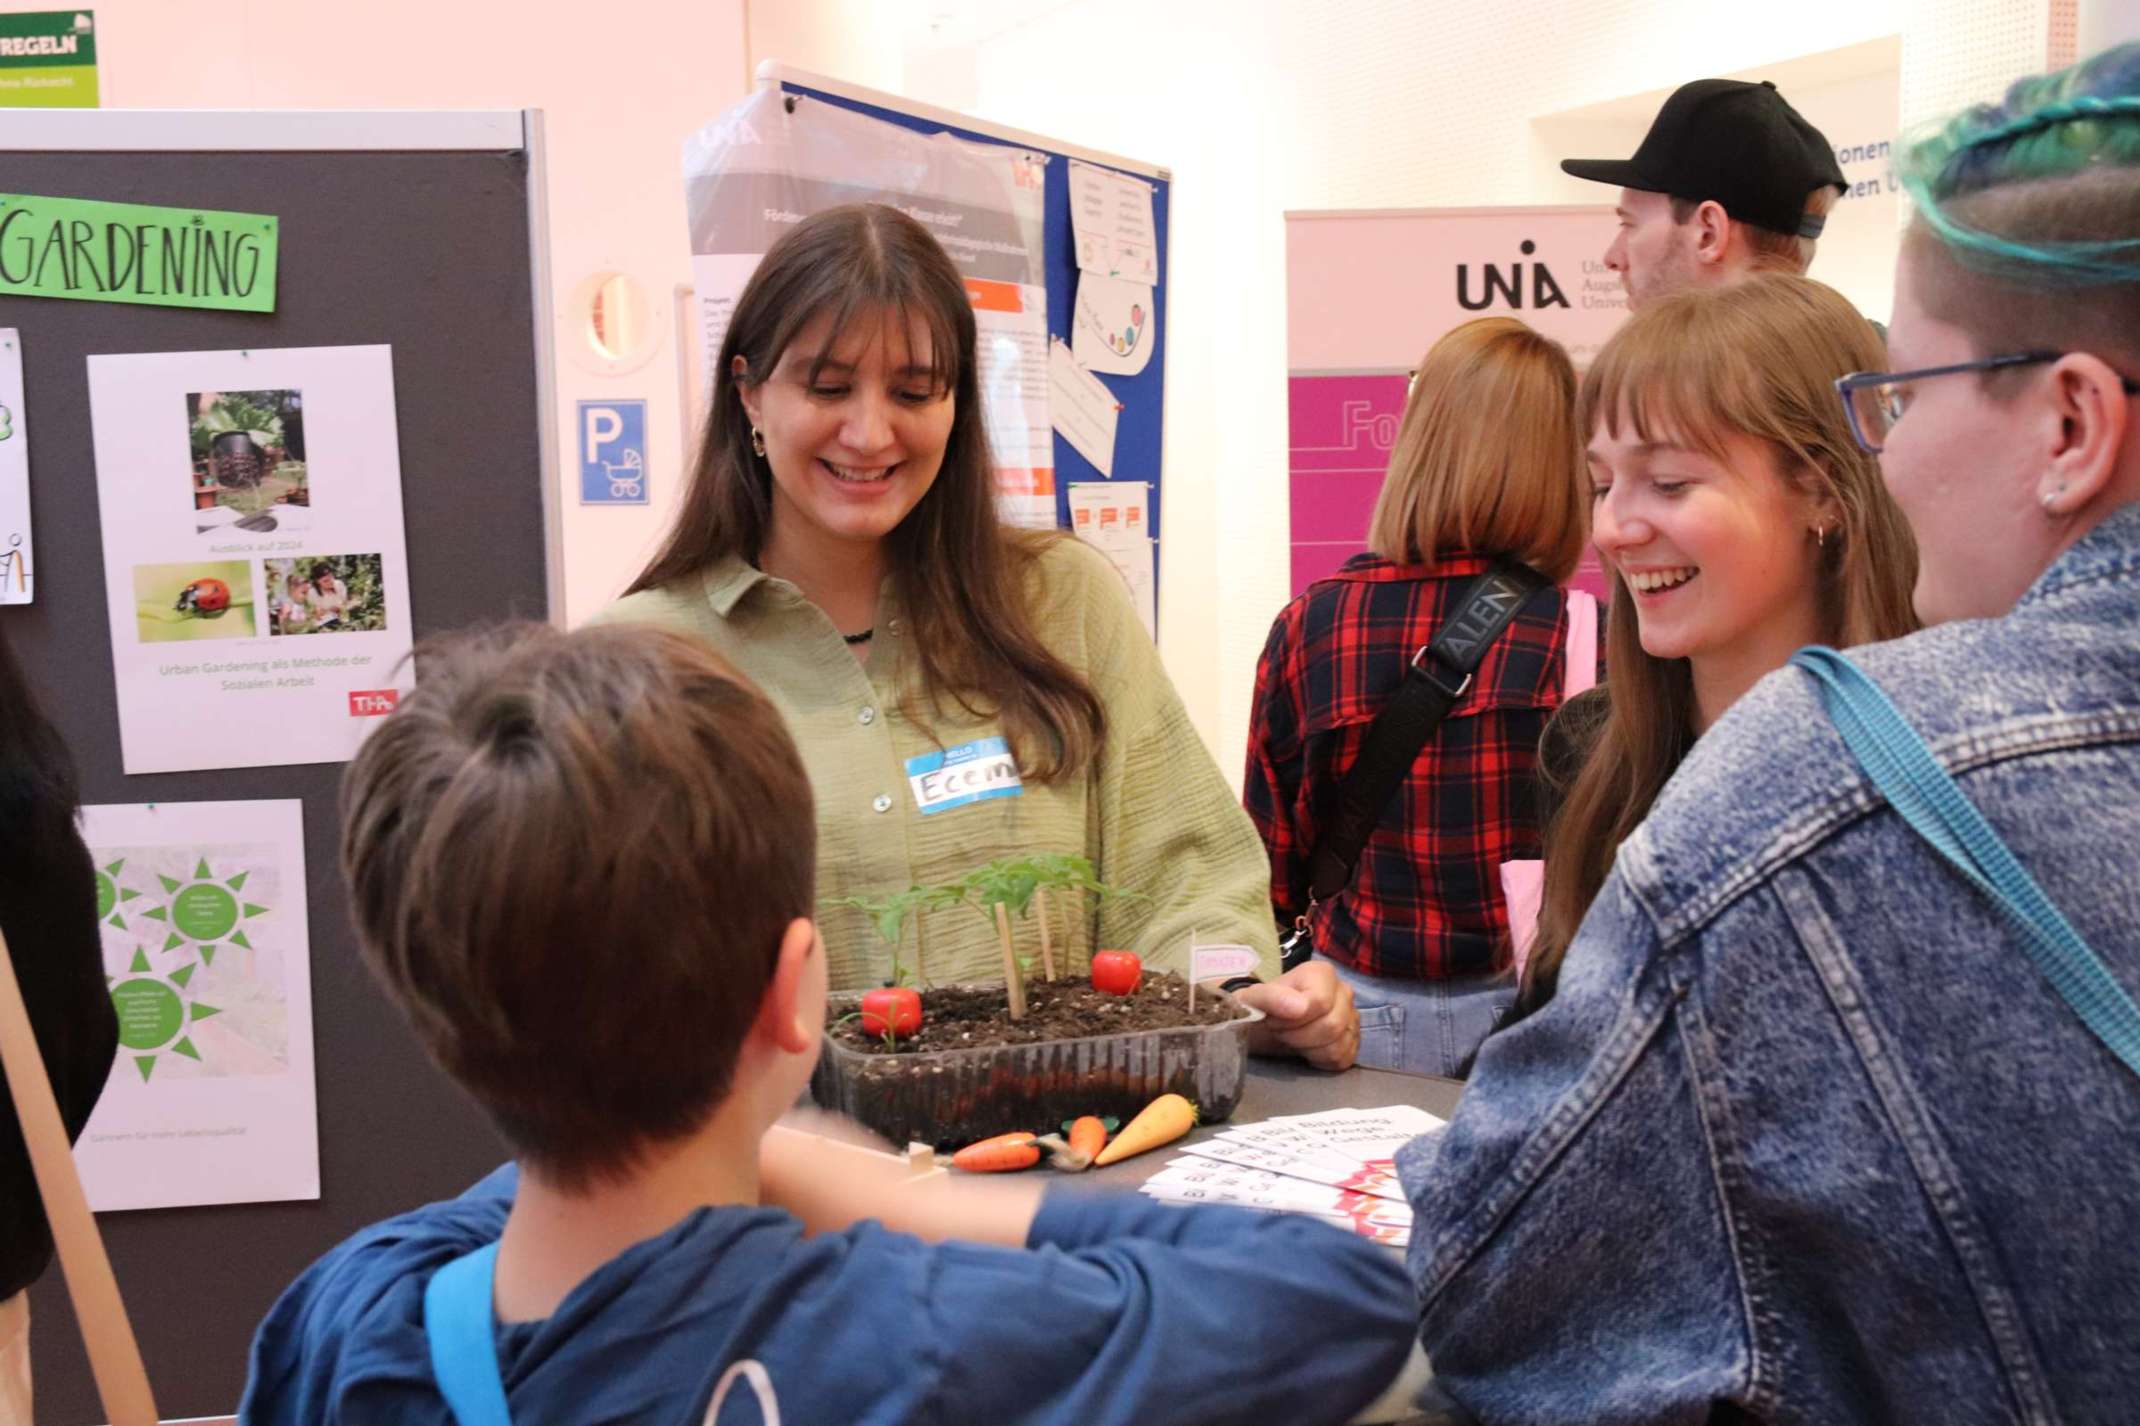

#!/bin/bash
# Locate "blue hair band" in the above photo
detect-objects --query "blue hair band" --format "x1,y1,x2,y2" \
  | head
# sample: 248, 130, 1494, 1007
1961, 93, 2140, 153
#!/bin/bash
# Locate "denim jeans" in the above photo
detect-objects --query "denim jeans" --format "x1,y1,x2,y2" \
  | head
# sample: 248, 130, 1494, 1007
1317, 955, 1512, 1079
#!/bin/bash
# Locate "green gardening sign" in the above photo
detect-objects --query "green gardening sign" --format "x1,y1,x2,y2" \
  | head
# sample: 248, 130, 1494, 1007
0, 11, 98, 108
0, 194, 279, 313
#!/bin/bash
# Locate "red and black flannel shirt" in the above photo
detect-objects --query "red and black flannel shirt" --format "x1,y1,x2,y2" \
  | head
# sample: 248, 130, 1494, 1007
1244, 552, 1580, 982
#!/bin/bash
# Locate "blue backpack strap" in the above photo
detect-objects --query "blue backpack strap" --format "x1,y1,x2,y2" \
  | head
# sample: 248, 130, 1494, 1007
1791, 645, 2140, 1077
423, 1242, 514, 1426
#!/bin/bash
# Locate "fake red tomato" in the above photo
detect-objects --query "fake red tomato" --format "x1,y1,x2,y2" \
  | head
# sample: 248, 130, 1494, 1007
1091, 950, 1143, 996
860, 986, 923, 1038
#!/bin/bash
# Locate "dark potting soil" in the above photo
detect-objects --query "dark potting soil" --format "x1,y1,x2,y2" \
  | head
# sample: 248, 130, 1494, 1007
829, 972, 1245, 1055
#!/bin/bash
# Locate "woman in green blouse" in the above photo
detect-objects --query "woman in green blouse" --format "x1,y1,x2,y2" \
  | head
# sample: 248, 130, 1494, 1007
603, 203, 1355, 1069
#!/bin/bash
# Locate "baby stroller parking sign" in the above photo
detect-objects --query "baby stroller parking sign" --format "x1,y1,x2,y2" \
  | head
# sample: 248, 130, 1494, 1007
578, 399, 647, 505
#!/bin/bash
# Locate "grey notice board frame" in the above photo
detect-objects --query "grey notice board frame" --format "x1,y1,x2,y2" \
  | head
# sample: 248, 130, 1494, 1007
0, 109, 559, 1423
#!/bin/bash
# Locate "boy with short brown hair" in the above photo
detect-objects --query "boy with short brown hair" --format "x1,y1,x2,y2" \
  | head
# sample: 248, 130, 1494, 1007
242, 622, 1416, 1426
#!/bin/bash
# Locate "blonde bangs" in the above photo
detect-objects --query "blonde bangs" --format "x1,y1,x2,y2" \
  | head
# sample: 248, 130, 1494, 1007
1581, 275, 1889, 483
1579, 303, 1771, 472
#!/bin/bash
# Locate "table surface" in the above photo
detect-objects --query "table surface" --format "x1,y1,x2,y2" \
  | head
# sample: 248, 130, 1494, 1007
1082, 1059, 1465, 1187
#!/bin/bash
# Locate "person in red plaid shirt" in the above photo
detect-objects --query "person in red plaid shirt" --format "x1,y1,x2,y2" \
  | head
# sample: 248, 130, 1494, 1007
1245, 319, 1592, 1077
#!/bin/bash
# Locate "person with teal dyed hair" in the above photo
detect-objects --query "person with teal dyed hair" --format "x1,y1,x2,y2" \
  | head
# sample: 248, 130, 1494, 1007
1395, 44, 2140, 1425
1867, 40, 2140, 624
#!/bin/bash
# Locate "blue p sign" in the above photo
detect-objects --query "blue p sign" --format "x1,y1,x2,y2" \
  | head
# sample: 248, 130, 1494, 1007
578, 400, 648, 505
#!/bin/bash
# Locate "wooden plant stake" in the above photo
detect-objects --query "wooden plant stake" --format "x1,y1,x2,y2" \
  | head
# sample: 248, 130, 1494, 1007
994, 902, 1027, 1020
0, 928, 159, 1425
1186, 929, 1198, 1010
1034, 886, 1057, 981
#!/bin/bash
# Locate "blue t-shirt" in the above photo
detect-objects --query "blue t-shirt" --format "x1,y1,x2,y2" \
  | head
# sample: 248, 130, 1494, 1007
240, 1165, 1417, 1425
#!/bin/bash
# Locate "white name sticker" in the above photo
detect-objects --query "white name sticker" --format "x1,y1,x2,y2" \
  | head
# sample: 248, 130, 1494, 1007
906, 735, 1023, 816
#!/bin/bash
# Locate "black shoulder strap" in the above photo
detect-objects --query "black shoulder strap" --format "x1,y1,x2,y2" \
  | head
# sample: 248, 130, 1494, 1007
1306, 562, 1552, 903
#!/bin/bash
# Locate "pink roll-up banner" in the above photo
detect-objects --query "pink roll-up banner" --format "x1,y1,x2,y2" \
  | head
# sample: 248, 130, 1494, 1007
1284, 207, 1631, 598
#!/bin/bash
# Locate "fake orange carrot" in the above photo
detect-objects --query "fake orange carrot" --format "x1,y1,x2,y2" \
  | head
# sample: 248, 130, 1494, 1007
1093, 1094, 1197, 1167
952, 1131, 1041, 1173
1067, 1115, 1108, 1164
1043, 1115, 1111, 1172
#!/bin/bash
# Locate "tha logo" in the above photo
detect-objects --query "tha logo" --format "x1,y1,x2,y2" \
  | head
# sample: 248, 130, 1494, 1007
1456, 239, 1571, 312
348, 689, 399, 717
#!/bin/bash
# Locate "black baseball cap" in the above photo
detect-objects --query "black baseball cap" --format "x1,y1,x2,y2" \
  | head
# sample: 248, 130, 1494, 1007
1562, 79, 1847, 238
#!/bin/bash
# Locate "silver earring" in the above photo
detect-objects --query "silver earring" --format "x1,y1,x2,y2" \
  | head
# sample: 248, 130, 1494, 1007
1815, 524, 1827, 548
750, 427, 767, 458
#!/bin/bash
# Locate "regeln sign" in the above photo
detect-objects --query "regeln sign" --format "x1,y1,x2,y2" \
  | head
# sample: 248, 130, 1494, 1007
0, 11, 98, 108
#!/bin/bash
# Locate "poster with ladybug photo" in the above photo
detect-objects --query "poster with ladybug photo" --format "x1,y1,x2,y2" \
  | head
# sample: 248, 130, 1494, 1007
87, 345, 415, 774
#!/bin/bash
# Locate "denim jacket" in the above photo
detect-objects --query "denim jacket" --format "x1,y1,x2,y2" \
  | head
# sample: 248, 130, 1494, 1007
1398, 501, 2140, 1426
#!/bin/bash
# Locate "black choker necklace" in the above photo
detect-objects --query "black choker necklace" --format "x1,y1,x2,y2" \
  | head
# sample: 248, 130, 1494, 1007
842, 628, 875, 646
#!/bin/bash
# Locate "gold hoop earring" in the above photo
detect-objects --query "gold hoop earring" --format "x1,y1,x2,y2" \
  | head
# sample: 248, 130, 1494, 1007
750, 427, 767, 458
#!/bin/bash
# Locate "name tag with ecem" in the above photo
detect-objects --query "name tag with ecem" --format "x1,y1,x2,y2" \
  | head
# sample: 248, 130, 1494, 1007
906, 736, 1023, 815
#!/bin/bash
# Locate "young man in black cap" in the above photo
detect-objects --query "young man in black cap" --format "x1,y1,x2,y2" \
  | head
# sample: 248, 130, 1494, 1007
1563, 78, 1846, 309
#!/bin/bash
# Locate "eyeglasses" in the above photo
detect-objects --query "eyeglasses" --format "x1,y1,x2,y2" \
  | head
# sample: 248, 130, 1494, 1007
1836, 351, 2140, 455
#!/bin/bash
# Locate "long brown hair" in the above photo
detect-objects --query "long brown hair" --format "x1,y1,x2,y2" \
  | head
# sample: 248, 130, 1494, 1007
629, 203, 1104, 780
1366, 318, 1587, 578
1520, 275, 1919, 1009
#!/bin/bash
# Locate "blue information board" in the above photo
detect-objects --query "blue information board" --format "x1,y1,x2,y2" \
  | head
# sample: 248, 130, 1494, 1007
770, 76, 1170, 546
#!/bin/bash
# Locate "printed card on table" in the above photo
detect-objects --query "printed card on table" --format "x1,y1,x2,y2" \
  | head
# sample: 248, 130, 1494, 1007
1138, 1106, 1446, 1245
1193, 1126, 1407, 1202
1142, 1160, 1412, 1247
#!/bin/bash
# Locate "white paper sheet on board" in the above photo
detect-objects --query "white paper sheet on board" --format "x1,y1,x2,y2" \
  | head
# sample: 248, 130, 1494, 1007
1068, 480, 1147, 547
690, 252, 769, 405
75, 800, 320, 1212
86, 344, 417, 775
1069, 481, 1155, 638
1047, 336, 1119, 477
977, 281, 1058, 529
0, 330, 31, 603
683, 88, 1060, 529
1067, 159, 1159, 286
1072, 273, 1155, 377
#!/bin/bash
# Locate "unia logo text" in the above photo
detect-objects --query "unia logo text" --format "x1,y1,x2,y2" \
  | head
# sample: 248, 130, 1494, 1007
348, 689, 399, 717
1456, 239, 1571, 312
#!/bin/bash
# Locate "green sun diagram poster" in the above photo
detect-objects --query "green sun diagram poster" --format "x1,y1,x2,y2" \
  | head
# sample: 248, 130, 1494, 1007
75, 799, 319, 1211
